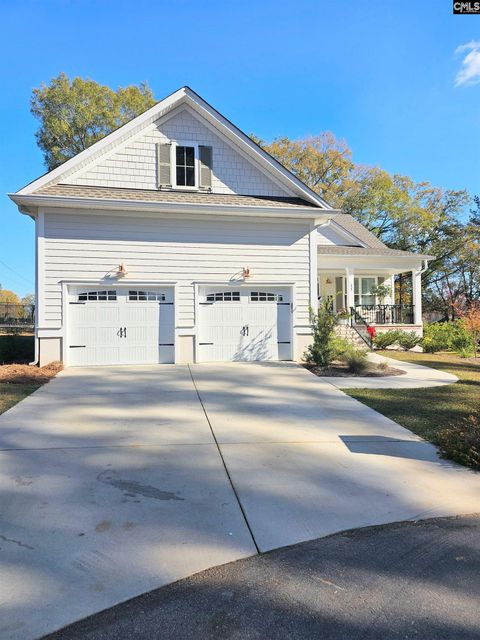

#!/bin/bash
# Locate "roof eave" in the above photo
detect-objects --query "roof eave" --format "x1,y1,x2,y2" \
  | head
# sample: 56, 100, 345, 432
9, 193, 339, 221
317, 250, 435, 260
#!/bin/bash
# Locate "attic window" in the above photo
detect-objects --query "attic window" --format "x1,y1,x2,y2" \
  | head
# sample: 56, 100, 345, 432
176, 146, 195, 187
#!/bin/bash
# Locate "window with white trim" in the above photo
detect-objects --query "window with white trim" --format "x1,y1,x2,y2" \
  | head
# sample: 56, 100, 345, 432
128, 290, 166, 302
250, 291, 283, 302
78, 290, 117, 301
206, 291, 241, 302
176, 146, 195, 187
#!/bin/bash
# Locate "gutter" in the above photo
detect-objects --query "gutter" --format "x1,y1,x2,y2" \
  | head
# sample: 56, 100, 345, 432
9, 193, 342, 222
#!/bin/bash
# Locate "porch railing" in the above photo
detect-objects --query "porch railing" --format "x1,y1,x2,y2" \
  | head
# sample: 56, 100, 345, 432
355, 304, 414, 325
350, 307, 373, 349
0, 303, 35, 327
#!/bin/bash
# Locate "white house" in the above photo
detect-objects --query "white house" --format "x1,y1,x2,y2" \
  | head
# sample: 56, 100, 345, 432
10, 87, 432, 367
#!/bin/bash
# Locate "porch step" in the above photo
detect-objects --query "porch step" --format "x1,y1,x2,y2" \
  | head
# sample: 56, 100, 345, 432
334, 324, 370, 348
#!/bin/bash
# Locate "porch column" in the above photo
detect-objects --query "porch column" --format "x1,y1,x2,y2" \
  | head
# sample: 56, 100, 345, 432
412, 269, 422, 324
345, 267, 355, 312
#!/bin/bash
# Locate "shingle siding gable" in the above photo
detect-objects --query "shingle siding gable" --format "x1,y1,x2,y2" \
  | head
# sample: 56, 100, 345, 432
66, 107, 292, 197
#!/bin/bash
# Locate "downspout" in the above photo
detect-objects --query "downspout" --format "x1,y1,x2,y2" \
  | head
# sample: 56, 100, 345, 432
30, 332, 39, 367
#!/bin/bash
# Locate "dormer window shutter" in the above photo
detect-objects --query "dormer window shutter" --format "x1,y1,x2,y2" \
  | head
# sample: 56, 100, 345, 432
199, 145, 213, 190
156, 142, 172, 188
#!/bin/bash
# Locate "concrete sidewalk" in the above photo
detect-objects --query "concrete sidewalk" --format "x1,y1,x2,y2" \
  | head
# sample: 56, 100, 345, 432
42, 515, 480, 640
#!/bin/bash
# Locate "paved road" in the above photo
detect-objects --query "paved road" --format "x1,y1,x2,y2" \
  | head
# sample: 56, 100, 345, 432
2, 362, 480, 639
43, 515, 480, 640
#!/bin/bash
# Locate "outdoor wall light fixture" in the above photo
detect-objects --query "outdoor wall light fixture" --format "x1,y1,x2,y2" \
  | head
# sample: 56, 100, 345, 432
242, 267, 251, 278
326, 277, 332, 284
117, 263, 128, 277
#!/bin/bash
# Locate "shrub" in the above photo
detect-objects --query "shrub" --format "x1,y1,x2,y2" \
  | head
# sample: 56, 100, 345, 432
373, 330, 402, 350
457, 347, 474, 359
304, 299, 336, 367
451, 331, 474, 354
340, 346, 368, 373
422, 321, 474, 355
0, 334, 35, 364
330, 336, 351, 360
436, 415, 480, 470
460, 303, 480, 358
397, 331, 422, 351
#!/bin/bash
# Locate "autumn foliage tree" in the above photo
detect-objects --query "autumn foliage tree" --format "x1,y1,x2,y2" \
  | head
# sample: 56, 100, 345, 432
253, 132, 476, 319
461, 302, 480, 358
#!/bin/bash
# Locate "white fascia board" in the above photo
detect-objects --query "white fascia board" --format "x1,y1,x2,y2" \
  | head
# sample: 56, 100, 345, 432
318, 255, 434, 268
9, 193, 339, 221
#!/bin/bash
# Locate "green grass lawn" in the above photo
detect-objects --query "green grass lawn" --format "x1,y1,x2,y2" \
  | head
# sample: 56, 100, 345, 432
0, 382, 42, 415
347, 352, 480, 466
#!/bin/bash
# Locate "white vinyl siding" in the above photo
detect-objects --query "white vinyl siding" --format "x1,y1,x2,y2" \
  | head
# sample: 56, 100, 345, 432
41, 211, 311, 331
65, 107, 291, 197
317, 225, 361, 246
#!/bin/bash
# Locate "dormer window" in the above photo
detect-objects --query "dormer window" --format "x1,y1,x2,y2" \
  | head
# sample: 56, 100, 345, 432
156, 142, 213, 191
176, 146, 195, 187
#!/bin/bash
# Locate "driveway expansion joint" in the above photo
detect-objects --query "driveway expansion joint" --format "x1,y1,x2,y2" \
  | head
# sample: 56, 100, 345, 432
188, 364, 261, 554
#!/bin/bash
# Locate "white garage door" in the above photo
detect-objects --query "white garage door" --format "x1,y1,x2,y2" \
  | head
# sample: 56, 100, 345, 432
67, 287, 174, 366
198, 287, 292, 362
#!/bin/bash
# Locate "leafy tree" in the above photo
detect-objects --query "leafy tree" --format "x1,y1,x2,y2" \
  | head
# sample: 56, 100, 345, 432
31, 73, 156, 170
21, 294, 35, 306
0, 289, 20, 304
254, 132, 354, 207
253, 132, 473, 319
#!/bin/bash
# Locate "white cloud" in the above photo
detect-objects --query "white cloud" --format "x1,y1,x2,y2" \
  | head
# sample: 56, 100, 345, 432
455, 41, 480, 87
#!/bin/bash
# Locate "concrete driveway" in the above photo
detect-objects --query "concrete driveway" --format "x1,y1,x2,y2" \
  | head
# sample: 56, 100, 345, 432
1, 362, 480, 640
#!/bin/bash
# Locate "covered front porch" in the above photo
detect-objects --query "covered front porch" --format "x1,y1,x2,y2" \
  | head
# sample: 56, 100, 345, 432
317, 256, 426, 336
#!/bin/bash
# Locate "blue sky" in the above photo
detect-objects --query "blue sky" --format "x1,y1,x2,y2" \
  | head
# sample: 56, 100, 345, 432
0, 0, 478, 296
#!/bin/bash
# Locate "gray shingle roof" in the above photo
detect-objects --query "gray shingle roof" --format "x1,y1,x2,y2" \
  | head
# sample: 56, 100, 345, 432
329, 214, 387, 248
35, 183, 318, 209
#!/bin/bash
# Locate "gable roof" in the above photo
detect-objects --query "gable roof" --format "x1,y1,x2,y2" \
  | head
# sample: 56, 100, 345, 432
16, 86, 331, 209
329, 215, 387, 248
317, 214, 433, 260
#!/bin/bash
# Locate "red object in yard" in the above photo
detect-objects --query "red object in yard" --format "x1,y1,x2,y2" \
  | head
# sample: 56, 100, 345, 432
367, 326, 376, 338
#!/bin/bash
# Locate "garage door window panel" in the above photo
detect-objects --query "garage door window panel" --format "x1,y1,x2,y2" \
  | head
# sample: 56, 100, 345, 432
78, 290, 117, 302
206, 291, 241, 302
250, 291, 284, 302
128, 290, 166, 302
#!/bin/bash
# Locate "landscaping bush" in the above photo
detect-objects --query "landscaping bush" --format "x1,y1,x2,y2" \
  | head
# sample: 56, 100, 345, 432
436, 414, 480, 470
422, 321, 474, 354
304, 299, 336, 367
0, 334, 34, 364
396, 331, 422, 351
373, 330, 402, 350
339, 345, 368, 373
330, 336, 351, 360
